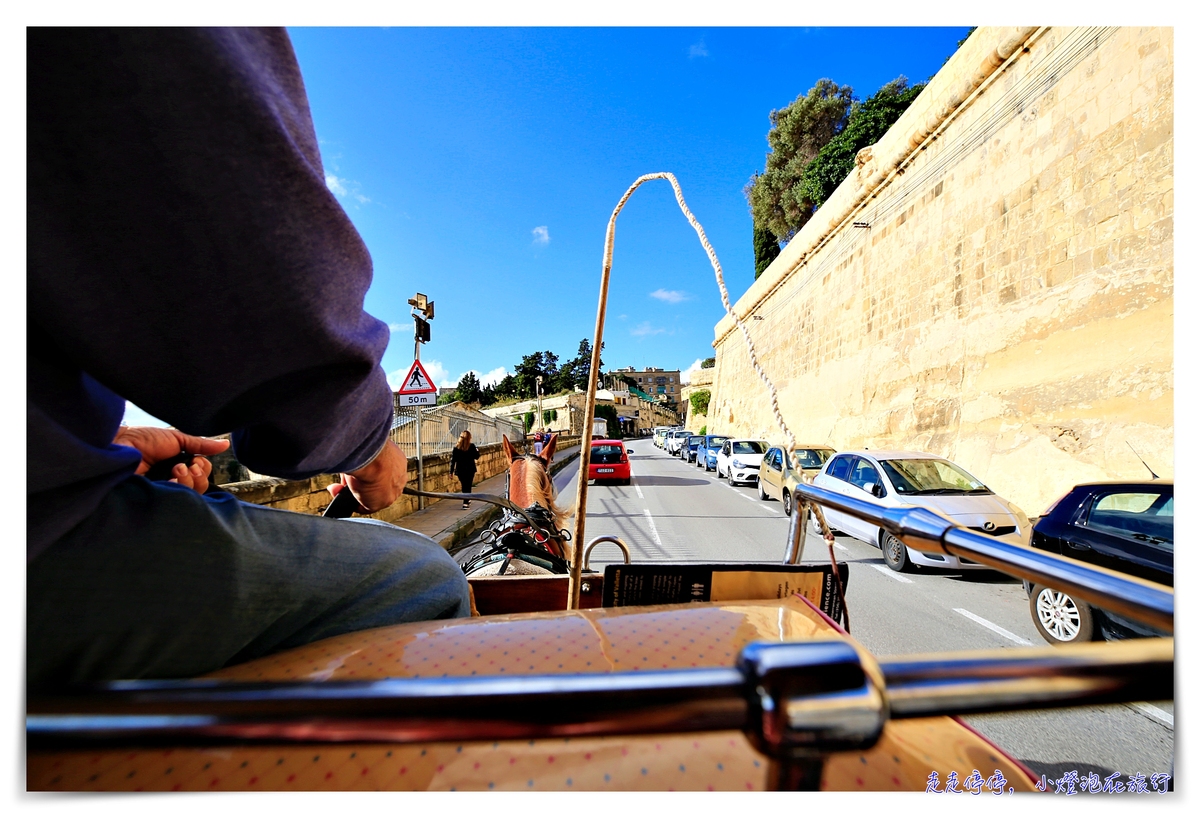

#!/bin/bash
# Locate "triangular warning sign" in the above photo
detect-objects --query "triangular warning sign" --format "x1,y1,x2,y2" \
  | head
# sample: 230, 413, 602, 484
397, 359, 438, 394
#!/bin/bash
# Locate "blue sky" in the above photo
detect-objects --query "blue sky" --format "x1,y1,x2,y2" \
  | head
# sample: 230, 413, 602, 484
124, 26, 971, 425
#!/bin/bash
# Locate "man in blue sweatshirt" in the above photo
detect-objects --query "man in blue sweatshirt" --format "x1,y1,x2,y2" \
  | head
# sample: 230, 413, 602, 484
27, 28, 471, 689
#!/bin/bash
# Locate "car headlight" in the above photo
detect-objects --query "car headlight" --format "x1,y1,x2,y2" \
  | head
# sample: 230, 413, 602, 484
1005, 501, 1030, 528
732, 458, 743, 468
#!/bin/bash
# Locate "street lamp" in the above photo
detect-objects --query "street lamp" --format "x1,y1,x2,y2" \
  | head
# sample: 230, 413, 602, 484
535, 375, 544, 433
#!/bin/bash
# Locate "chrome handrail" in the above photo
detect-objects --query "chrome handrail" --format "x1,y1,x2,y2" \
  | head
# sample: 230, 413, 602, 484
28, 638, 1171, 762
792, 484, 1173, 633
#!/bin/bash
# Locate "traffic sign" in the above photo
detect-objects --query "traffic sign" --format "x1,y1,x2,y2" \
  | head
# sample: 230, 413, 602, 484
397, 359, 438, 395
397, 392, 436, 406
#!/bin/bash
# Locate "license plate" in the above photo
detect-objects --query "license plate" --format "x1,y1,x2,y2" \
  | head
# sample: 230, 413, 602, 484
597, 468, 614, 473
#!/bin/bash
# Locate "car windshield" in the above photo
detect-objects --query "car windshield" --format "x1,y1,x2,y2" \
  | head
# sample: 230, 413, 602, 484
791, 448, 835, 469
706, 436, 728, 448
879, 458, 990, 495
732, 441, 766, 455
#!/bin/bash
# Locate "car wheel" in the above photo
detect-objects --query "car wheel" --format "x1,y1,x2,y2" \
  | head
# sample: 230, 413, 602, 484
758, 481, 768, 500
782, 490, 792, 516
1030, 585, 1096, 644
880, 531, 913, 573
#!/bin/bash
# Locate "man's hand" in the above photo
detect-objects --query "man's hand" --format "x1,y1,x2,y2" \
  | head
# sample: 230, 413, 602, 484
114, 426, 231, 495
343, 439, 408, 513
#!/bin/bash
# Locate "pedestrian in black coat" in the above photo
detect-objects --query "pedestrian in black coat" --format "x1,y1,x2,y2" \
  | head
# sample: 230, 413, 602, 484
450, 431, 481, 509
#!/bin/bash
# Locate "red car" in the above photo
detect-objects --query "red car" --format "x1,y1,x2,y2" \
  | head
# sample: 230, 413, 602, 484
588, 439, 632, 485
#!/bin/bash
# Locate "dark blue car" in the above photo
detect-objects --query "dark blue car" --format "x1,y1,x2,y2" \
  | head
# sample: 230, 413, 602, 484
682, 435, 704, 462
1024, 480, 1172, 644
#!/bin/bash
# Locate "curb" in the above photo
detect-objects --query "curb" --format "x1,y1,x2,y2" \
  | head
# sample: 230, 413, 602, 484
431, 446, 581, 551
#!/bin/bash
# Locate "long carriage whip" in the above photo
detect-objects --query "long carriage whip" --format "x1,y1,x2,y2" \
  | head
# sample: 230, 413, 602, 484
570, 173, 844, 613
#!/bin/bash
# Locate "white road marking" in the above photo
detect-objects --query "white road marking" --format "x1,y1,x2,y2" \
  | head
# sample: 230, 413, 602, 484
833, 542, 848, 551
869, 564, 914, 583
1130, 702, 1174, 729
642, 508, 662, 546
953, 608, 1033, 645
633, 479, 644, 499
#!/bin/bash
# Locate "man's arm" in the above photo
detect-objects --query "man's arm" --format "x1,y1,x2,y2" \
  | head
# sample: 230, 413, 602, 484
29, 28, 393, 481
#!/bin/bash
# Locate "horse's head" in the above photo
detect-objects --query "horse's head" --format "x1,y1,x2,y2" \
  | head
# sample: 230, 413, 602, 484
502, 434, 571, 557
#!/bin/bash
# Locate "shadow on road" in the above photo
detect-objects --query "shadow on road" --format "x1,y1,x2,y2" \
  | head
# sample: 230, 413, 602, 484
630, 475, 709, 487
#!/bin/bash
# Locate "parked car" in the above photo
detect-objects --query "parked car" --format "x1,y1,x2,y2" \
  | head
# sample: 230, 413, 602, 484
1023, 480, 1173, 644
697, 435, 729, 471
758, 445, 837, 514
666, 430, 693, 456
588, 439, 633, 485
682, 435, 704, 462
653, 427, 672, 448
811, 450, 1030, 573
715, 439, 768, 485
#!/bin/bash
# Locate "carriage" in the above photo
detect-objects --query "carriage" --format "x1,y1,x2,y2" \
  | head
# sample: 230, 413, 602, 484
26, 175, 1173, 792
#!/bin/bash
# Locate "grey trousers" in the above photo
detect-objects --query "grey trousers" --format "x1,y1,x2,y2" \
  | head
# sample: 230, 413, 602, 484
27, 476, 471, 689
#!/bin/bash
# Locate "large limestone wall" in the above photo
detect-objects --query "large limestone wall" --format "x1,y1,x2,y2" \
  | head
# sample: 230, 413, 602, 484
710, 26, 1172, 516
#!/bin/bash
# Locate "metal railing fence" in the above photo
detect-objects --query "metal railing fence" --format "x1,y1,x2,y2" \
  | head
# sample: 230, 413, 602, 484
390, 403, 525, 459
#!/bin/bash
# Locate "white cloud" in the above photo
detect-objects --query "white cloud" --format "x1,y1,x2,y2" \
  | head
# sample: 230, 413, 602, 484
476, 366, 508, 387
680, 359, 703, 384
326, 174, 371, 205
689, 39, 709, 58
650, 288, 691, 304
325, 174, 348, 197
388, 322, 407, 333
531, 225, 550, 246
631, 321, 666, 338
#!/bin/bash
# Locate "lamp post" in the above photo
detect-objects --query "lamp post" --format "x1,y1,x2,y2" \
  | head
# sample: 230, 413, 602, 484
536, 375, 544, 434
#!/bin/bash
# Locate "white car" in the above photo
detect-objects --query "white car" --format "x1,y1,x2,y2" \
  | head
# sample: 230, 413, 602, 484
811, 450, 1030, 572
715, 439, 768, 485
665, 430, 693, 456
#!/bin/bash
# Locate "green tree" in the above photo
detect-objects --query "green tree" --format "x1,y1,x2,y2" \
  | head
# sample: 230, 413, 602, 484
595, 404, 622, 439
689, 389, 711, 416
800, 77, 926, 210
514, 351, 559, 400
558, 338, 605, 392
523, 411, 535, 433
753, 222, 781, 279
700, 357, 715, 369
453, 371, 483, 405
745, 79, 854, 242
542, 410, 553, 426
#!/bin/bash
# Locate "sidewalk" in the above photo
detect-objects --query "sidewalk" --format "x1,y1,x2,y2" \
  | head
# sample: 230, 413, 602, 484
400, 445, 580, 550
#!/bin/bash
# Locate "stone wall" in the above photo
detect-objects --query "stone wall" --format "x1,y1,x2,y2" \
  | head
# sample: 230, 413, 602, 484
681, 368, 714, 431
710, 27, 1172, 516
222, 435, 583, 523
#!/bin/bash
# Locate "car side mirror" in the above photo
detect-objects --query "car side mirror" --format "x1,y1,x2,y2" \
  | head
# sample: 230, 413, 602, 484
626, 448, 634, 454
864, 482, 884, 498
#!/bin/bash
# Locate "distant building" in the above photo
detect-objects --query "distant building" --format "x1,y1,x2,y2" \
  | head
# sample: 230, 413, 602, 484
609, 366, 681, 410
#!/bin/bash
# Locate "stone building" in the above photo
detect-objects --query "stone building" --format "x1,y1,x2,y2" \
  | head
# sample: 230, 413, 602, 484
680, 367, 714, 432
610, 366, 682, 410
709, 27, 1172, 517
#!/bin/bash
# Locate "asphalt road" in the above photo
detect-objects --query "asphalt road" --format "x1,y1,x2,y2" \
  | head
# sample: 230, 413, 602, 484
550, 440, 1175, 786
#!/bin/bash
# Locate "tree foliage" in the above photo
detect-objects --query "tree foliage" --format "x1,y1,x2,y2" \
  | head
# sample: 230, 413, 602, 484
689, 388, 711, 416
474, 338, 606, 408
700, 357, 715, 369
753, 222, 781, 279
594, 404, 622, 439
452, 371, 483, 405
745, 79, 854, 242
800, 77, 925, 210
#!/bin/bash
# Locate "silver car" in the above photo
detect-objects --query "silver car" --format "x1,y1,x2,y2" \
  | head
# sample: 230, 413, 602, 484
811, 450, 1030, 572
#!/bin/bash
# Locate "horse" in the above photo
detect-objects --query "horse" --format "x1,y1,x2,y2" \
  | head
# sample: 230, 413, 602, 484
449, 433, 574, 577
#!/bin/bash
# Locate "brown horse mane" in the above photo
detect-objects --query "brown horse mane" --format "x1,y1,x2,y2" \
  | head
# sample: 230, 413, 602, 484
502, 434, 573, 560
